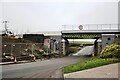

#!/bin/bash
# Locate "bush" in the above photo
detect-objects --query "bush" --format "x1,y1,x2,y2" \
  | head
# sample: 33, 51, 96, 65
100, 44, 120, 58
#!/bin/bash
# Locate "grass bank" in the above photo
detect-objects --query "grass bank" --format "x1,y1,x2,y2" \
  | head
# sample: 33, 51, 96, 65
69, 41, 94, 44
64, 58, 120, 74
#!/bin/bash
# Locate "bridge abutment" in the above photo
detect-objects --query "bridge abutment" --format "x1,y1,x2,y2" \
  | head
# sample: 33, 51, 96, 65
61, 39, 69, 55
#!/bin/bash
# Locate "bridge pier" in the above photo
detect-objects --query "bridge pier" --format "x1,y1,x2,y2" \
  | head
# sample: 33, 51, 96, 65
61, 39, 69, 55
94, 39, 98, 56
94, 38, 102, 56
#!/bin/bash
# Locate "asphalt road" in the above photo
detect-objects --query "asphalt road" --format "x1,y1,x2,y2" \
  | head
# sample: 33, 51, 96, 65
2, 56, 89, 78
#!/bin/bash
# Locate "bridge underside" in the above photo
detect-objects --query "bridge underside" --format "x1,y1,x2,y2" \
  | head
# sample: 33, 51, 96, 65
61, 29, 119, 56
62, 34, 101, 39
61, 33, 101, 56
61, 30, 119, 56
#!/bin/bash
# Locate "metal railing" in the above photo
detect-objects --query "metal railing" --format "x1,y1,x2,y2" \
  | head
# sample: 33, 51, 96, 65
2, 43, 41, 56
61, 24, 119, 30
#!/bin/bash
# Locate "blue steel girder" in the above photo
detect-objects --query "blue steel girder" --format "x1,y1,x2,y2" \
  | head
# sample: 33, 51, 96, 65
62, 34, 101, 39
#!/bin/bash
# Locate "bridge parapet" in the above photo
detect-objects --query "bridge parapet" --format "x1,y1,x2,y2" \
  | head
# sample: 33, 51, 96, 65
61, 24, 118, 31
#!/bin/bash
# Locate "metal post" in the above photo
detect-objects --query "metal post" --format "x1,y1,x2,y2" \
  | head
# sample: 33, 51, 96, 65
11, 44, 13, 56
32, 44, 34, 55
47, 45, 48, 55
88, 24, 90, 30
11, 44, 15, 56
72, 25, 73, 30
109, 24, 111, 30
101, 25, 102, 30
11, 44, 17, 63
53, 42, 56, 53
97, 25, 98, 30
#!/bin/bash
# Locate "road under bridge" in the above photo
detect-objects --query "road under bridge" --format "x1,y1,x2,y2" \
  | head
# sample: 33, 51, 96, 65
61, 29, 119, 56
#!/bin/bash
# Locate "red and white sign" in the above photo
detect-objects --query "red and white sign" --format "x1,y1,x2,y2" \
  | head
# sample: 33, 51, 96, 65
78, 25, 83, 30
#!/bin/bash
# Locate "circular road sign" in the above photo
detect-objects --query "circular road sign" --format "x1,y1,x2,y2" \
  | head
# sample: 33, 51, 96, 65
78, 25, 83, 30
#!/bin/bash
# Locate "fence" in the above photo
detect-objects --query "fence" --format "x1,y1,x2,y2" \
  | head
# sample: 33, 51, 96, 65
1, 43, 61, 62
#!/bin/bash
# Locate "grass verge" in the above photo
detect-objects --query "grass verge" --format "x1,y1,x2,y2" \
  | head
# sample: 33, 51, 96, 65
64, 58, 120, 74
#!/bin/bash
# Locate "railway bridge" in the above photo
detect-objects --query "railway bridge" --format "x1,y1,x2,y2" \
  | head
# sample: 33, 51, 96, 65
61, 24, 119, 56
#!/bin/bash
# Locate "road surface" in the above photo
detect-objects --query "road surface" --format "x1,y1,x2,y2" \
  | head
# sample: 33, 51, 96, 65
2, 56, 89, 78
72, 46, 94, 56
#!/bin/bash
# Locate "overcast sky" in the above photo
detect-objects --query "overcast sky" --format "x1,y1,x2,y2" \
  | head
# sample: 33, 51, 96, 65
1, 0, 119, 34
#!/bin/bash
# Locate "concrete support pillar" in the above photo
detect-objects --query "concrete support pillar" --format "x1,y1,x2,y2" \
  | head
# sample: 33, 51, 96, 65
66, 39, 69, 55
62, 39, 66, 55
61, 39, 69, 55
53, 41, 56, 53
94, 39, 98, 56
98, 39, 102, 54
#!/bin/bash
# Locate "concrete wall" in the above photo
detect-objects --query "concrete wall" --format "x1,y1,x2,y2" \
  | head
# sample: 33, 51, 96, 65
61, 39, 70, 55
102, 34, 116, 49
44, 35, 62, 53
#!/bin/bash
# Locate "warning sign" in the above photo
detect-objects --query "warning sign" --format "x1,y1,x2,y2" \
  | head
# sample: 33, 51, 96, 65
78, 25, 83, 30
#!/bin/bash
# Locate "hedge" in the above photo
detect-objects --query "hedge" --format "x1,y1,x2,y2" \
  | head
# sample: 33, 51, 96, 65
100, 44, 120, 58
